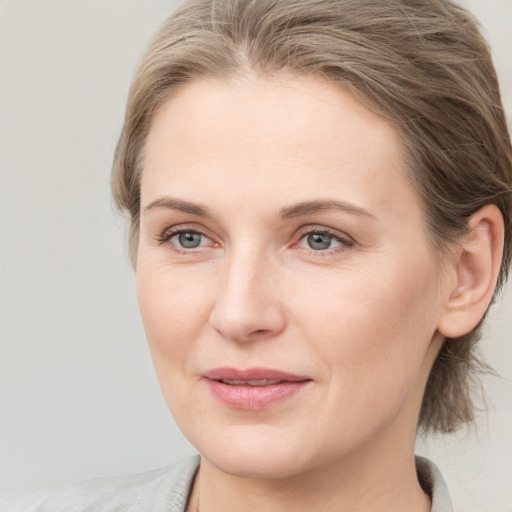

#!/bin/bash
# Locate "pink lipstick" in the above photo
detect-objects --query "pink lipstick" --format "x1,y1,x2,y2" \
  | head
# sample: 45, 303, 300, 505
203, 368, 311, 410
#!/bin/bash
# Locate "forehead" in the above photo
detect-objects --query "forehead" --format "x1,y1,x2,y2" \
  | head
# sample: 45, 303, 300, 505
141, 74, 415, 220
144, 74, 401, 163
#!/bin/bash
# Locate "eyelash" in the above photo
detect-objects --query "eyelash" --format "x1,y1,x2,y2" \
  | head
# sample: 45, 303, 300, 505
294, 228, 354, 257
157, 226, 214, 253
156, 226, 354, 256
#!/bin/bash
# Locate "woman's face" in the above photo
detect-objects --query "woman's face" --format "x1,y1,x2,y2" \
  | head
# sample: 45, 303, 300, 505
137, 75, 452, 478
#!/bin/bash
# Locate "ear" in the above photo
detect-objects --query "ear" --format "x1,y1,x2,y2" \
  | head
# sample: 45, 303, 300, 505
437, 204, 504, 338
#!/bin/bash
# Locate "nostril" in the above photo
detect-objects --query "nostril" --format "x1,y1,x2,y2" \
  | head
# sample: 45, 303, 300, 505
250, 329, 271, 336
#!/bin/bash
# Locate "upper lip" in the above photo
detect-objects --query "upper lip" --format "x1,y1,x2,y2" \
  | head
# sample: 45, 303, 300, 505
203, 367, 311, 382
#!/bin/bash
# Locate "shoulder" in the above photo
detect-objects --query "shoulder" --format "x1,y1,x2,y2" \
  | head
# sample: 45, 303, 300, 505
0, 455, 200, 512
415, 456, 454, 512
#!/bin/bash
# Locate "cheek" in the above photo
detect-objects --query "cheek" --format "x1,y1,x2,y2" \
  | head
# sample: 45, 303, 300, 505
136, 262, 213, 384
294, 258, 440, 414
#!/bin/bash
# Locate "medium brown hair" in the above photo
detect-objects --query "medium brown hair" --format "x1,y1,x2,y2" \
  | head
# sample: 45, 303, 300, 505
112, 0, 512, 433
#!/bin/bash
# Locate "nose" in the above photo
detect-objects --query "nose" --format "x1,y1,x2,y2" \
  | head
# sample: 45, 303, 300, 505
208, 249, 286, 343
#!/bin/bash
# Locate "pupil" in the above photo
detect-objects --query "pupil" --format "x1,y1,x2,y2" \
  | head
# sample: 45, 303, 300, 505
308, 233, 331, 250
179, 232, 201, 248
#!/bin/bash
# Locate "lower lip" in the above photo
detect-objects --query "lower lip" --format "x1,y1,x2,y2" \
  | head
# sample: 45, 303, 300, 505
206, 379, 310, 410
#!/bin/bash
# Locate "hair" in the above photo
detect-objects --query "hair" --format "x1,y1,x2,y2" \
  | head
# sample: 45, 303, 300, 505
112, 0, 512, 433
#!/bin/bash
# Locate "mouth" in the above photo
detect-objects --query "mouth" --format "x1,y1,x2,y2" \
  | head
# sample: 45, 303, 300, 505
203, 367, 312, 410
217, 378, 284, 386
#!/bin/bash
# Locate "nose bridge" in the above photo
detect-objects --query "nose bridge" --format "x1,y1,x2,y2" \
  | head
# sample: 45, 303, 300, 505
209, 241, 285, 342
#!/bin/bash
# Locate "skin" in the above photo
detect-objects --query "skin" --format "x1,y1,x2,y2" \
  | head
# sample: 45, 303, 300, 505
136, 75, 461, 512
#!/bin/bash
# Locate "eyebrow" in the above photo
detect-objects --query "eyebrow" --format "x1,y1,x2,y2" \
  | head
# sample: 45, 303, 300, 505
143, 197, 376, 221
279, 200, 376, 220
143, 197, 213, 218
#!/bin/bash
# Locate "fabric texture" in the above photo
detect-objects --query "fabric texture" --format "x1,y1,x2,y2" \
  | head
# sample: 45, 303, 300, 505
416, 456, 454, 512
0, 455, 453, 512
0, 456, 200, 512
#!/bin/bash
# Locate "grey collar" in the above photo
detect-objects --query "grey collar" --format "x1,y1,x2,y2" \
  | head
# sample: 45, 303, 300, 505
416, 455, 454, 512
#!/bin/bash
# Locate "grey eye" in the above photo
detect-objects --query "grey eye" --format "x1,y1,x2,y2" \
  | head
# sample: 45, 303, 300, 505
177, 232, 203, 248
306, 232, 334, 250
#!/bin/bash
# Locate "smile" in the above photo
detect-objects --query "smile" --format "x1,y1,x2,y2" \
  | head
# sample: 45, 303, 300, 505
203, 368, 312, 410
219, 379, 282, 386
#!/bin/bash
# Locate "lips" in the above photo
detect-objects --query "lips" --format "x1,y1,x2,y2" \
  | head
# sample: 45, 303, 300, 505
219, 378, 282, 386
203, 367, 311, 410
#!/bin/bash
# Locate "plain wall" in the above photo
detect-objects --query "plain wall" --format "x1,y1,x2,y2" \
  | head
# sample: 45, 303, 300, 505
0, 1, 510, 510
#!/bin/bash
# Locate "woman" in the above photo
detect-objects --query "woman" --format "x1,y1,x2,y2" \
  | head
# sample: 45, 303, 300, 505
2, 0, 510, 511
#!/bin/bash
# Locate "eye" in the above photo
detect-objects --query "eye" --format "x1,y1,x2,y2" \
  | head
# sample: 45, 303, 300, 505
297, 229, 352, 252
303, 232, 338, 251
172, 231, 205, 249
158, 227, 214, 251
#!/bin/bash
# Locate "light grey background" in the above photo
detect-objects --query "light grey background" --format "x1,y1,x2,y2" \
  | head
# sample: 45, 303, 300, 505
0, 1, 510, 510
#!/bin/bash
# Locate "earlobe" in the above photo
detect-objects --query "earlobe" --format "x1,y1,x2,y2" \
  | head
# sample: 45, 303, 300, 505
438, 204, 504, 339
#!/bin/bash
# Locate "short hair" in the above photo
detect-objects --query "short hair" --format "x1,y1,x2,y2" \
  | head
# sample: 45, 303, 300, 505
112, 0, 512, 433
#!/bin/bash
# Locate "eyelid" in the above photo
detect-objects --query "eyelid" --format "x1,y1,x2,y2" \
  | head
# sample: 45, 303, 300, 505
295, 225, 354, 243
291, 225, 355, 254
157, 223, 218, 248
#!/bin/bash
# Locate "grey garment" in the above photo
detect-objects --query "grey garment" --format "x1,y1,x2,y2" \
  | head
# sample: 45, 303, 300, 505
416, 456, 454, 512
0, 456, 200, 512
0, 455, 453, 512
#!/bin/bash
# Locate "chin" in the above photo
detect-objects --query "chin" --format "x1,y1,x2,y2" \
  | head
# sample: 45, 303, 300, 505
190, 423, 318, 479
205, 448, 308, 480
